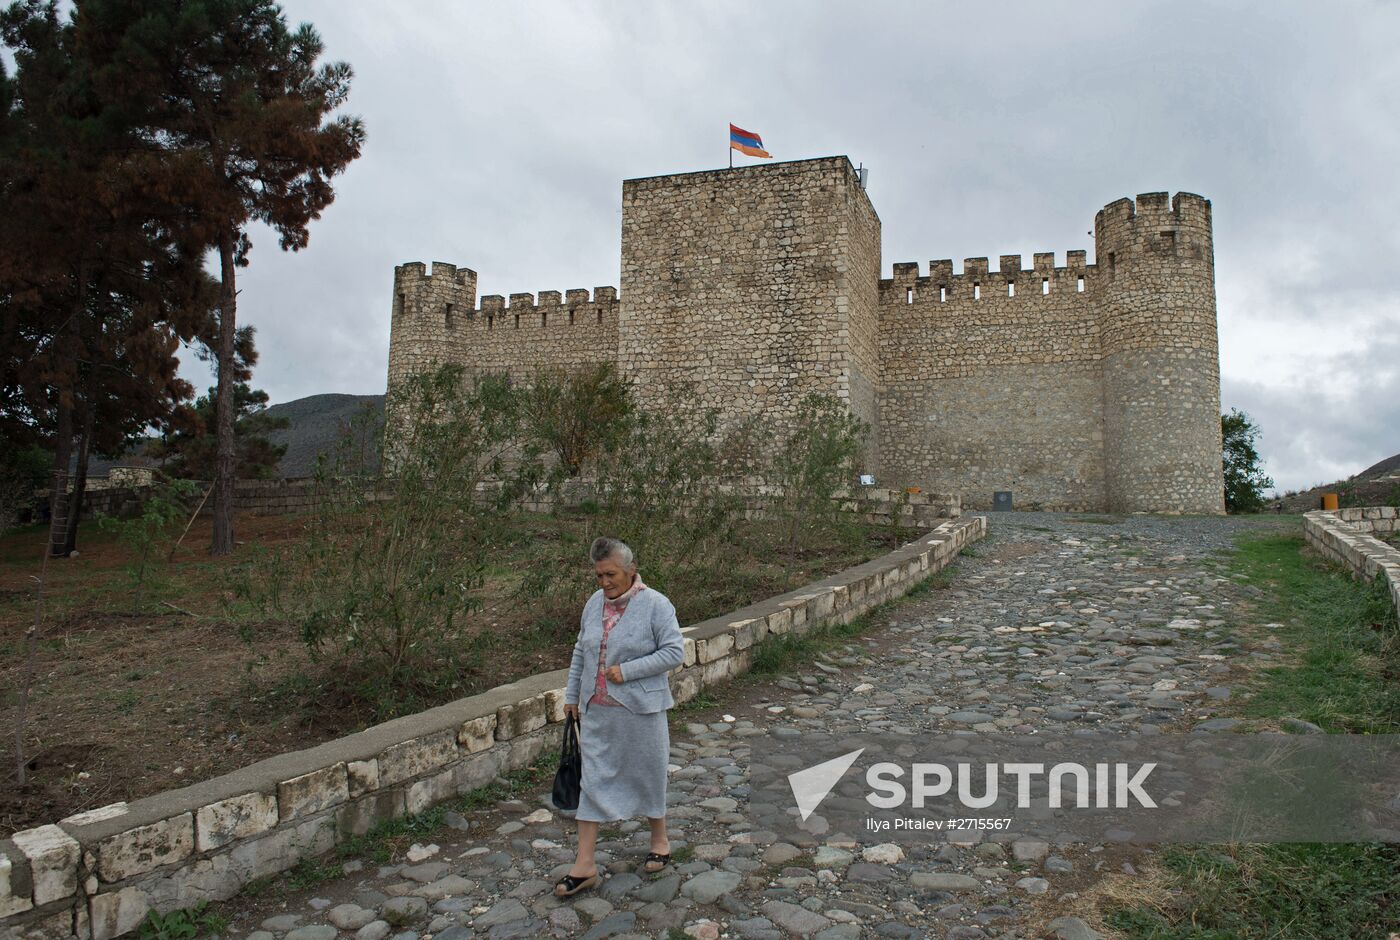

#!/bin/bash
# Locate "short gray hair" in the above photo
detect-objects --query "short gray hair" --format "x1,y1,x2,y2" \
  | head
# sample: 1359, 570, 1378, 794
590, 536, 635, 570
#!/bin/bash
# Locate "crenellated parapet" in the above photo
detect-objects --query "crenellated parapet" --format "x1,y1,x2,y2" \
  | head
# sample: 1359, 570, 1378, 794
879, 250, 1095, 306
467, 285, 619, 331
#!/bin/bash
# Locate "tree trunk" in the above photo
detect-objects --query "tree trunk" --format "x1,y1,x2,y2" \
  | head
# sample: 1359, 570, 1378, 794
46, 394, 72, 558
210, 229, 238, 555
63, 398, 95, 555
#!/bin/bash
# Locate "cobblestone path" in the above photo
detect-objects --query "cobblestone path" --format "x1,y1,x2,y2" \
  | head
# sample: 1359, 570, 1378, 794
221, 512, 1301, 940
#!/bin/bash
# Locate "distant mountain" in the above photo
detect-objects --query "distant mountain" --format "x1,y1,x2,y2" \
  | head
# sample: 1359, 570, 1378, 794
85, 393, 385, 479
260, 393, 384, 477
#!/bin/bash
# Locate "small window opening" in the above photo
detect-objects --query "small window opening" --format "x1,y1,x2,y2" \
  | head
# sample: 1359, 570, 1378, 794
905, 287, 913, 305
541, 312, 547, 327
444, 303, 454, 328
1007, 282, 1015, 297
973, 282, 981, 300
487, 315, 494, 330
939, 286, 947, 303
1108, 252, 1116, 272
1076, 276, 1085, 292
568, 309, 575, 325
514, 314, 520, 329
597, 309, 604, 323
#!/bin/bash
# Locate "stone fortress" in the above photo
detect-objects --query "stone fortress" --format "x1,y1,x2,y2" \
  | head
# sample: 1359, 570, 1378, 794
387, 156, 1224, 513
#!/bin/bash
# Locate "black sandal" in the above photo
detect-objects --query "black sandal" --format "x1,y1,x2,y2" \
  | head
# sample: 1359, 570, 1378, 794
554, 871, 599, 897
643, 851, 671, 873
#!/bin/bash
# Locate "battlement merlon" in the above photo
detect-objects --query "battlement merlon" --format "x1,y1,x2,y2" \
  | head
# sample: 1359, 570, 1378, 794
477, 287, 620, 316
394, 261, 478, 290
1094, 191, 1212, 231
884, 250, 1091, 283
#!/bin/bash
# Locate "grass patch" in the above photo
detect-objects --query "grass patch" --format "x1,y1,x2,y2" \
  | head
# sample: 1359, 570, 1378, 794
669, 844, 695, 864
1228, 533, 1400, 733
136, 901, 227, 940
1104, 843, 1400, 939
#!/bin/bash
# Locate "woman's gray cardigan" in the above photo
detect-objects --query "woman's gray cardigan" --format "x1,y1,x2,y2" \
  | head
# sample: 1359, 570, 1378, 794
564, 588, 685, 718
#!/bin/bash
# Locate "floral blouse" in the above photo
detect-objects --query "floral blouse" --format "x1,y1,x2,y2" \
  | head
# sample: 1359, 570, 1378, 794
589, 572, 648, 707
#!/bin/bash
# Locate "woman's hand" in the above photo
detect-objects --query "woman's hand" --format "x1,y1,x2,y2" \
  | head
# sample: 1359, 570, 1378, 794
565, 703, 579, 719
605, 665, 624, 684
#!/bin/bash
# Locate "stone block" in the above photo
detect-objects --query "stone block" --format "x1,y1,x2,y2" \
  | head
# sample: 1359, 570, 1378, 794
496, 695, 547, 740
13, 825, 80, 902
377, 730, 459, 786
671, 667, 701, 704
0, 846, 34, 917
765, 608, 792, 636
452, 748, 505, 795
831, 584, 849, 611
730, 619, 755, 651
682, 637, 697, 666
93, 814, 193, 884
406, 768, 456, 815
195, 792, 278, 852
278, 764, 349, 821
457, 714, 497, 753
347, 760, 379, 798
697, 632, 734, 664
89, 886, 149, 940
12, 907, 80, 940
228, 817, 334, 883
60, 804, 128, 827
808, 589, 836, 622
543, 688, 567, 723
506, 729, 547, 770
337, 790, 405, 839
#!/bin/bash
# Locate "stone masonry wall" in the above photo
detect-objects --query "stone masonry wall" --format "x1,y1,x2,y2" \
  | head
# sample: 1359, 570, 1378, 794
1304, 507, 1400, 620
0, 518, 985, 940
877, 254, 1106, 511
618, 158, 881, 458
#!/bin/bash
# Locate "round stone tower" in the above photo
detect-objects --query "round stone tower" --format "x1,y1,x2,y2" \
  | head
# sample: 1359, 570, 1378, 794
1094, 192, 1225, 514
386, 261, 477, 392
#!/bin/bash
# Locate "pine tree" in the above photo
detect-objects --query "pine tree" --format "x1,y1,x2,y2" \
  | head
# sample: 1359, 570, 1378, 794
77, 0, 365, 554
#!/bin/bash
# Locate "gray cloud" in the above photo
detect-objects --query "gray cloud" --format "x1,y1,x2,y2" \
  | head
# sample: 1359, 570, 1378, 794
176, 1, 1396, 495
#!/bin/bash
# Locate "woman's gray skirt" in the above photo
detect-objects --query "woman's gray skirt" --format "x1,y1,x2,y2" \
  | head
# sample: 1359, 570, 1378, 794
576, 703, 669, 822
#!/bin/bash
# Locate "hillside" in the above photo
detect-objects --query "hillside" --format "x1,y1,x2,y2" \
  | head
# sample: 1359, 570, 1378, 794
1270, 450, 1400, 513
86, 393, 385, 480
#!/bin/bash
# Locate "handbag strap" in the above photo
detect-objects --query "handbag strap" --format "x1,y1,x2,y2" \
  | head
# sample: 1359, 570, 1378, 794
562, 713, 580, 759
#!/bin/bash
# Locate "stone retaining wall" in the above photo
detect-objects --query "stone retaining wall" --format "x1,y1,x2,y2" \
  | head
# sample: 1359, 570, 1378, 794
0, 517, 985, 940
1303, 507, 1400, 618
77, 477, 960, 527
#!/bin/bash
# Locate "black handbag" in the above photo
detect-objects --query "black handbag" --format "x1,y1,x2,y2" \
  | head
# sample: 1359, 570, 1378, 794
551, 712, 582, 811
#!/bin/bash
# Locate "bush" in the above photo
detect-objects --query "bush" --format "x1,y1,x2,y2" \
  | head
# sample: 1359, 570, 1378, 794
95, 475, 202, 608
237, 364, 551, 715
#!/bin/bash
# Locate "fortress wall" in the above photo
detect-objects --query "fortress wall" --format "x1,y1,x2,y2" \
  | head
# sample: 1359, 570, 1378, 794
877, 255, 1107, 511
386, 263, 617, 390
465, 288, 618, 381
839, 180, 884, 473
619, 157, 878, 452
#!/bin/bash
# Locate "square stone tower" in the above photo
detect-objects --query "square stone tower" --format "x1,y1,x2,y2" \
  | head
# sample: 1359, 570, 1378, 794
618, 156, 881, 470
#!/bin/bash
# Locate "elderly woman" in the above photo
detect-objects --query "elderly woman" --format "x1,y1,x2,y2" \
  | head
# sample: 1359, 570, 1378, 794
555, 536, 685, 898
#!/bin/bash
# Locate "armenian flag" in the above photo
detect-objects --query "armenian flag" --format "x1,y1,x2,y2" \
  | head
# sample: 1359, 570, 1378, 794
730, 123, 771, 159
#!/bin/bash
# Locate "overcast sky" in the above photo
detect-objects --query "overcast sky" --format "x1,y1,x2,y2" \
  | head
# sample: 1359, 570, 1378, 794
183, 1, 1396, 496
